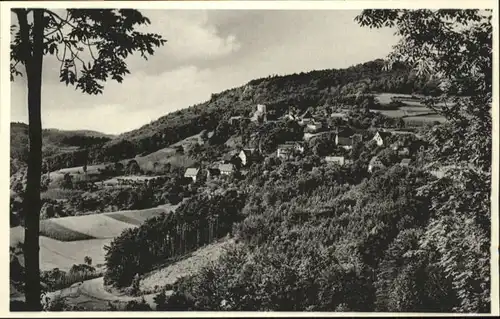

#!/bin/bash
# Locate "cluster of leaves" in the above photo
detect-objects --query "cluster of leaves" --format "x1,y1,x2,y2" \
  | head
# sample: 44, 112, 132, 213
354, 9, 492, 313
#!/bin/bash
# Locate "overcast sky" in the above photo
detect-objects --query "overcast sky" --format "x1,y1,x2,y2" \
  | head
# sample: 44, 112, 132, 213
10, 10, 398, 135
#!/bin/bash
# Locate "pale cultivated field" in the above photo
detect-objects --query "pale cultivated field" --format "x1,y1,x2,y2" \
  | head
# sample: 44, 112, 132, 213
11, 226, 112, 271
104, 203, 178, 225
10, 204, 178, 272
49, 214, 135, 239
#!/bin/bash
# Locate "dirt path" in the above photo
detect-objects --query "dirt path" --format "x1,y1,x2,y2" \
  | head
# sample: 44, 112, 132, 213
43, 276, 162, 310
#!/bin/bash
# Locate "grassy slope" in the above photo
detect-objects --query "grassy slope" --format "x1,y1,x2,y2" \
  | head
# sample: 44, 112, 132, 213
10, 204, 178, 271
139, 239, 236, 294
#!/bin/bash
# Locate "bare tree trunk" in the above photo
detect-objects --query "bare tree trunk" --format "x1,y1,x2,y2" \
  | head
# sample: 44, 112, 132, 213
16, 8, 45, 311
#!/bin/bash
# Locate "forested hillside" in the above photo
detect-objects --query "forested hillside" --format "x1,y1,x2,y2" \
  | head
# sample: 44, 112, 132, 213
10, 59, 440, 174
10, 122, 114, 174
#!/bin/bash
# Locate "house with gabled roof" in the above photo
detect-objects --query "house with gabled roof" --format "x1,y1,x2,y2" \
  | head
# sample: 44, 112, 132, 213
238, 148, 258, 166
368, 156, 386, 173
324, 155, 352, 166
277, 141, 305, 159
306, 121, 324, 133
251, 104, 267, 123
372, 131, 392, 147
218, 163, 235, 175
335, 133, 353, 150
184, 167, 201, 182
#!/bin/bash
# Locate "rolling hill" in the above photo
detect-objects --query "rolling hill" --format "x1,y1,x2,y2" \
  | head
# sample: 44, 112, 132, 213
11, 59, 442, 175
10, 122, 115, 174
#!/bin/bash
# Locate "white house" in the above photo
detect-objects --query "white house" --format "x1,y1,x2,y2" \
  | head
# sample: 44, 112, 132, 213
277, 144, 295, 159
277, 142, 304, 159
306, 121, 323, 132
368, 156, 386, 173
251, 104, 267, 123
257, 104, 266, 113
372, 131, 392, 147
238, 148, 257, 166
325, 156, 351, 166
184, 168, 201, 182
218, 163, 235, 175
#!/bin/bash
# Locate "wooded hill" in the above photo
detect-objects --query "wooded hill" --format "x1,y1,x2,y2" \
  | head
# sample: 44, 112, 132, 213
10, 59, 440, 174
10, 122, 114, 175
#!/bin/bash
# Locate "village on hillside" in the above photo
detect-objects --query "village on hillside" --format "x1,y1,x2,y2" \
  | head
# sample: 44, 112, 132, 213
180, 98, 429, 184
8, 7, 492, 314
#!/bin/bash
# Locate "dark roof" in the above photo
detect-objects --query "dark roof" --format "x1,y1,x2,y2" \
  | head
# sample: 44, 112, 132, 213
223, 153, 236, 161
369, 156, 385, 165
300, 110, 313, 119
336, 136, 353, 145
376, 131, 392, 139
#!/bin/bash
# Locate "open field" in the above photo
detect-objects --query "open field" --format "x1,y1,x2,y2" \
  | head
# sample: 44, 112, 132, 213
40, 220, 96, 241
369, 108, 436, 118
403, 114, 447, 125
47, 214, 138, 240
105, 203, 178, 226
44, 132, 207, 183
11, 227, 112, 271
10, 204, 179, 272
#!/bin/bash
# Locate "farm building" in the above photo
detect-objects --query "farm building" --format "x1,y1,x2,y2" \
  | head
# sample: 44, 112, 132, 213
368, 156, 386, 173
219, 163, 235, 175
372, 131, 392, 146
250, 104, 267, 123
400, 158, 411, 167
324, 156, 351, 166
306, 121, 324, 133
184, 168, 201, 182
238, 148, 258, 166
277, 142, 305, 159
335, 135, 353, 150
277, 144, 295, 159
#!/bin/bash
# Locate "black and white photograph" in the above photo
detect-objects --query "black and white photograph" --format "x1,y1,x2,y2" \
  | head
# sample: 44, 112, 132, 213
2, 0, 498, 315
